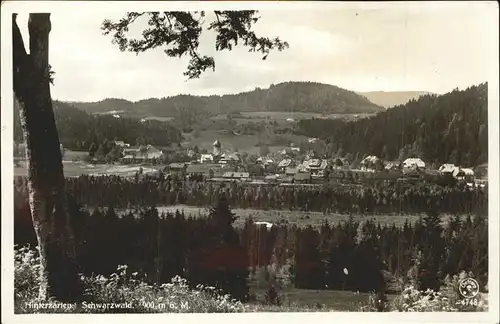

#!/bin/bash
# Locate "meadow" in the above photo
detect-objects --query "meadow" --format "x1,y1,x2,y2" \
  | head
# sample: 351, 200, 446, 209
14, 160, 157, 178
181, 128, 307, 155
154, 205, 466, 228
211, 112, 375, 121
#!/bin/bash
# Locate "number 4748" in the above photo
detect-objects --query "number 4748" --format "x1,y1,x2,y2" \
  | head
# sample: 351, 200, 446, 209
458, 298, 479, 307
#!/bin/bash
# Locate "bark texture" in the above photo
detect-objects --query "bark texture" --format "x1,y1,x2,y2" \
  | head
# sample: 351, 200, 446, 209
13, 13, 82, 302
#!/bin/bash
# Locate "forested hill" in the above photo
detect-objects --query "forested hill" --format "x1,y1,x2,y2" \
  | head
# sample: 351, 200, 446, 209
296, 83, 488, 167
68, 81, 384, 118
14, 100, 183, 151
358, 91, 434, 109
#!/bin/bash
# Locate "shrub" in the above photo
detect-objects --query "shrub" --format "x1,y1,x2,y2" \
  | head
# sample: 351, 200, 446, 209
14, 246, 247, 313
14, 245, 43, 311
361, 272, 488, 312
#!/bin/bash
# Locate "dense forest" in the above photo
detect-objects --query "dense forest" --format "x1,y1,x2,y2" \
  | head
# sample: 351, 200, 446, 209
13, 175, 487, 216
14, 100, 183, 151
67, 82, 384, 119
295, 83, 488, 167
14, 189, 488, 301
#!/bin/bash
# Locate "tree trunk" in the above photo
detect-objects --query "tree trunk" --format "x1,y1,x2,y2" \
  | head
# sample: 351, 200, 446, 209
13, 13, 82, 302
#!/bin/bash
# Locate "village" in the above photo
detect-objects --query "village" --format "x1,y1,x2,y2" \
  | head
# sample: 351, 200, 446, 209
107, 138, 488, 188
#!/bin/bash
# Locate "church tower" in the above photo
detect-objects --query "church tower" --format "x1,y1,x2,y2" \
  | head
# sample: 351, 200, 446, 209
213, 139, 222, 157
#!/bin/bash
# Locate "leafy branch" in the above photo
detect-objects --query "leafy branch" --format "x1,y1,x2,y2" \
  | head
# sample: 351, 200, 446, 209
101, 11, 289, 79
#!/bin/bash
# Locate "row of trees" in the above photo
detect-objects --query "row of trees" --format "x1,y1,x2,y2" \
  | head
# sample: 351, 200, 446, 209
15, 193, 488, 300
295, 84, 488, 167
14, 175, 488, 216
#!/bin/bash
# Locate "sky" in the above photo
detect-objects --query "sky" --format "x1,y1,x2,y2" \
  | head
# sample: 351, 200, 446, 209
13, 1, 497, 102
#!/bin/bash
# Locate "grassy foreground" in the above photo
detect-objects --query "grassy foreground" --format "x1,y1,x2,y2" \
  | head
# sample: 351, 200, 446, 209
14, 246, 488, 313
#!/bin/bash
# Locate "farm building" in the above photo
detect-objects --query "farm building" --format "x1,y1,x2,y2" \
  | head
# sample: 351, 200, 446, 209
453, 167, 474, 181
256, 156, 275, 166
141, 145, 163, 159
462, 168, 474, 177
402, 158, 426, 173
360, 155, 382, 172
219, 153, 240, 165
439, 164, 456, 174
121, 145, 163, 162
278, 158, 293, 172
200, 154, 214, 164
304, 159, 329, 176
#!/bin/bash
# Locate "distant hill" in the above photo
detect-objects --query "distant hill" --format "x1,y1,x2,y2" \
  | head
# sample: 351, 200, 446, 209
358, 91, 434, 109
68, 82, 384, 119
14, 100, 182, 150
297, 83, 487, 167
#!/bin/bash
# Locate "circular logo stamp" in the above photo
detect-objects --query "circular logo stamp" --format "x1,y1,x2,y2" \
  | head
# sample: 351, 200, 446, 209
458, 277, 479, 299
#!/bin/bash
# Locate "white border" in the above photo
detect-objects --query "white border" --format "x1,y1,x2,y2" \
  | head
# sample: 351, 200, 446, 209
1, 1, 499, 324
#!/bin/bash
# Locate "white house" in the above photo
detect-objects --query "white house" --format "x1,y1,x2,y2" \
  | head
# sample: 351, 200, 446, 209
257, 156, 275, 165
403, 158, 426, 170
454, 167, 474, 181
439, 163, 456, 174
462, 168, 474, 176
200, 154, 214, 164
278, 158, 293, 173
219, 153, 240, 164
360, 155, 381, 172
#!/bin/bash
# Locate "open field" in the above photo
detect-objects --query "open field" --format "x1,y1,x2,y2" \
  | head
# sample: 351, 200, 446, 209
142, 116, 175, 122
155, 205, 464, 228
14, 161, 158, 178
181, 129, 308, 154
242, 111, 375, 120
211, 112, 375, 121
62, 149, 89, 161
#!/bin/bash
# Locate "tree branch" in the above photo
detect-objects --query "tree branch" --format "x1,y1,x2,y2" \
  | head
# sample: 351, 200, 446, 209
102, 11, 288, 79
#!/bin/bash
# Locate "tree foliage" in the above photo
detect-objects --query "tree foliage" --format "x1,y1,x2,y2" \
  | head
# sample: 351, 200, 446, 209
101, 11, 288, 79
14, 190, 488, 296
14, 101, 183, 151
296, 84, 488, 166
69, 81, 383, 120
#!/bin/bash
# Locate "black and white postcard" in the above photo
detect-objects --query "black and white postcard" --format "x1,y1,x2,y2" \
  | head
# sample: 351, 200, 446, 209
1, 1, 499, 324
